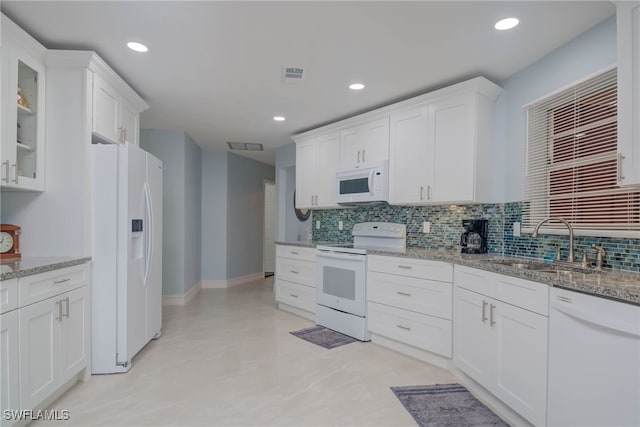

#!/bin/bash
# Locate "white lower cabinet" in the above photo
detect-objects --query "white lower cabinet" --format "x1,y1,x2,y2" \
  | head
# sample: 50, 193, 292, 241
453, 265, 549, 426
1, 310, 20, 427
0, 263, 90, 425
275, 245, 316, 319
367, 255, 453, 358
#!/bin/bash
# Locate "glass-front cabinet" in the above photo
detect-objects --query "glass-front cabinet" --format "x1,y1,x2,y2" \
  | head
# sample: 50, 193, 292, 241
1, 46, 45, 191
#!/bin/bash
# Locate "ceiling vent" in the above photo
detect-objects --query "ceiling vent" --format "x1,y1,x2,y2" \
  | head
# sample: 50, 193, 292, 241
227, 142, 264, 151
282, 66, 304, 82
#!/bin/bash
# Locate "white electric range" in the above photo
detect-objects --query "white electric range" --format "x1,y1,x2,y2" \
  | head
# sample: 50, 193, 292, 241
315, 222, 406, 341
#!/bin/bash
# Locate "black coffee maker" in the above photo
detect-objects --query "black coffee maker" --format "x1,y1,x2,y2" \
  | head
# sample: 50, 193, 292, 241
460, 219, 489, 254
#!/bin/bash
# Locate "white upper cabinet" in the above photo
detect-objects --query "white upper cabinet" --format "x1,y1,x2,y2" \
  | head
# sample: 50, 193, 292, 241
338, 117, 389, 168
389, 105, 432, 204
1, 16, 46, 191
294, 132, 339, 209
617, 0, 640, 186
92, 71, 144, 145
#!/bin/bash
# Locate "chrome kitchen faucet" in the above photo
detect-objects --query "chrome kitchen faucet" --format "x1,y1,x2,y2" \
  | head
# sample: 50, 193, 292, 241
531, 217, 575, 263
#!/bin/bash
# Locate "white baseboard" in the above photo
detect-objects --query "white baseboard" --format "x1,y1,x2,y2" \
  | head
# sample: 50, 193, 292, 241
201, 272, 265, 289
162, 282, 202, 306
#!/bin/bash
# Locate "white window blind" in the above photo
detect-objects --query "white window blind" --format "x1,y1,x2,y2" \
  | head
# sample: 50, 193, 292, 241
524, 68, 640, 235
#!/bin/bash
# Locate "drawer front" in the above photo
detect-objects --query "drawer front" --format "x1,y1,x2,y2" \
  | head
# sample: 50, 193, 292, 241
491, 272, 549, 316
276, 279, 316, 313
276, 245, 316, 262
454, 265, 492, 297
0, 279, 18, 314
19, 264, 90, 307
276, 258, 316, 287
368, 255, 453, 283
368, 301, 452, 357
368, 271, 452, 319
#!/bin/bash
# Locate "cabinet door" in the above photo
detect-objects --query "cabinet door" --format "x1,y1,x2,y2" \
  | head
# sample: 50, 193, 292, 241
493, 301, 548, 426
3, 47, 46, 191
92, 73, 121, 144
339, 126, 361, 168
389, 106, 432, 204
429, 95, 475, 202
1, 310, 20, 425
359, 117, 390, 164
617, 1, 640, 185
295, 139, 317, 209
59, 287, 90, 385
315, 132, 339, 208
19, 297, 60, 410
120, 100, 139, 146
453, 287, 493, 388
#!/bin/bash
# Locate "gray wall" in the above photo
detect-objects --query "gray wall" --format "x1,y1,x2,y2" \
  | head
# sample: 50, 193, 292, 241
226, 152, 275, 279
141, 129, 202, 296
201, 150, 228, 281
497, 16, 616, 201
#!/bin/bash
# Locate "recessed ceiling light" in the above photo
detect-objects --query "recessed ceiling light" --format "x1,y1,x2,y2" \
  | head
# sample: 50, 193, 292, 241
273, 116, 286, 122
494, 17, 519, 31
349, 83, 365, 90
127, 41, 148, 53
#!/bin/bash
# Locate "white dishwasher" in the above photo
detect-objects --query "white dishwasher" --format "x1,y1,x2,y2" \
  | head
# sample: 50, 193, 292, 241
547, 287, 640, 427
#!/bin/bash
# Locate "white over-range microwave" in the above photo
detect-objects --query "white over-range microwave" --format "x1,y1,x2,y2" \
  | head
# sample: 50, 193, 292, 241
335, 160, 389, 206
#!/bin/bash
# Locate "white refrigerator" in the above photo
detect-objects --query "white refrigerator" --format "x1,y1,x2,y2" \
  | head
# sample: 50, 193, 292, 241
91, 142, 163, 374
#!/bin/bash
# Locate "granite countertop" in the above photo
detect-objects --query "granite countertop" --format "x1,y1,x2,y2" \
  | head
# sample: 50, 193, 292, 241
1, 257, 92, 280
275, 241, 640, 306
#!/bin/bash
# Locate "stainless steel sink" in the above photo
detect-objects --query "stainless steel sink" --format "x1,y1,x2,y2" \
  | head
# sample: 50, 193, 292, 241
490, 259, 596, 275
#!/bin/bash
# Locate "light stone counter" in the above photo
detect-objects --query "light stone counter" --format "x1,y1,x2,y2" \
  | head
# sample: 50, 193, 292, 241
0, 257, 92, 280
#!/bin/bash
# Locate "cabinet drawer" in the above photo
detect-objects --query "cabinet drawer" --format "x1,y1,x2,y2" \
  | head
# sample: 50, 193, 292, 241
276, 279, 316, 314
19, 264, 90, 307
368, 301, 452, 357
454, 265, 492, 296
368, 255, 453, 283
492, 273, 549, 316
276, 258, 315, 287
1, 279, 18, 314
368, 271, 452, 319
276, 245, 316, 262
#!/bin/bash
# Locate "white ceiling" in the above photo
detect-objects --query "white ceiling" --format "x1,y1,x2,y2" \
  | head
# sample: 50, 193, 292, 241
2, 1, 615, 165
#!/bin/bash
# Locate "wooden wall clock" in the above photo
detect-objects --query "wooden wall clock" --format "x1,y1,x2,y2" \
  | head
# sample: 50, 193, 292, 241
0, 224, 21, 260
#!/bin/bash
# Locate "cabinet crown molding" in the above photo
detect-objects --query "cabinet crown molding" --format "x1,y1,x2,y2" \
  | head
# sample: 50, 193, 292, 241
46, 50, 149, 113
1, 14, 48, 61
292, 76, 501, 143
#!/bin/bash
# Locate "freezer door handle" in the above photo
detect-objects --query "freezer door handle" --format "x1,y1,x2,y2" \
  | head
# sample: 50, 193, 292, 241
143, 182, 154, 287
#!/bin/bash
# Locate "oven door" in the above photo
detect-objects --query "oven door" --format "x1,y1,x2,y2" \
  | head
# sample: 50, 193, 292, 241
316, 250, 367, 317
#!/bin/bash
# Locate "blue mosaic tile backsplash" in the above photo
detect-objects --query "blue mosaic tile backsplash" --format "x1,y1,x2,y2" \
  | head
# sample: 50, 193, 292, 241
312, 202, 640, 272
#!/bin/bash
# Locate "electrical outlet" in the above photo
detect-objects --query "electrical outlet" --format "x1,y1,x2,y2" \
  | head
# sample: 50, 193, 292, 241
423, 221, 431, 233
316, 220, 320, 230
338, 220, 344, 231
513, 222, 521, 237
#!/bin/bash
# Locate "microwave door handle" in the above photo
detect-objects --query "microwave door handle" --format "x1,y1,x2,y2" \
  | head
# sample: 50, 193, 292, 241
368, 168, 375, 195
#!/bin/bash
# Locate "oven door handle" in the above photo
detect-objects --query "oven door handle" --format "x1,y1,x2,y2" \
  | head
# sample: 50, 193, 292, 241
316, 251, 365, 261
368, 168, 375, 195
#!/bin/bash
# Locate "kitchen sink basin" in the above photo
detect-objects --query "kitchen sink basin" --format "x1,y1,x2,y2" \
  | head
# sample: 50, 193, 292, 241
490, 259, 596, 275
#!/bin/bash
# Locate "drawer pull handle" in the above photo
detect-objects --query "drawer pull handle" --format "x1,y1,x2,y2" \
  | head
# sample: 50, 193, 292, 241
290, 251, 299, 255
481, 300, 488, 322
396, 324, 411, 331
290, 270, 299, 274
64, 297, 70, 318
290, 294, 299, 298
397, 265, 412, 270
54, 278, 71, 284
56, 300, 63, 321
396, 291, 411, 297
490, 304, 496, 326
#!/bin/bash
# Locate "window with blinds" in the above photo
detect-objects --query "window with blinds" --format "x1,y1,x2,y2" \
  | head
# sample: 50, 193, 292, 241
524, 67, 640, 235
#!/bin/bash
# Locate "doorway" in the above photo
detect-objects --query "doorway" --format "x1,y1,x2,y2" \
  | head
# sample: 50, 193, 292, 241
263, 180, 276, 276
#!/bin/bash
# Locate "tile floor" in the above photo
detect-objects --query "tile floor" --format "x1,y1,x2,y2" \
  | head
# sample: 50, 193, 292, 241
38, 277, 455, 426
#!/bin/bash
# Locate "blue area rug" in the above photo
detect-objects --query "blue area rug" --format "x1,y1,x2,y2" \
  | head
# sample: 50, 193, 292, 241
391, 383, 510, 427
290, 325, 357, 349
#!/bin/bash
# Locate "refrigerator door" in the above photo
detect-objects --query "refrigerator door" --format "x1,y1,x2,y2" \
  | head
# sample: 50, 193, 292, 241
145, 152, 163, 341
117, 143, 148, 363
